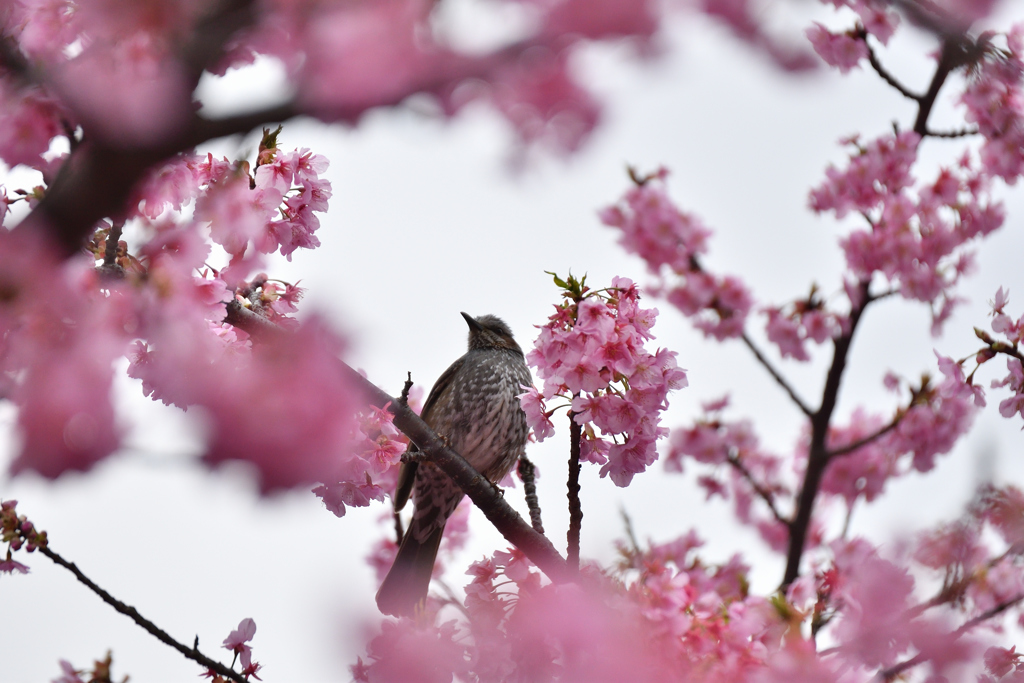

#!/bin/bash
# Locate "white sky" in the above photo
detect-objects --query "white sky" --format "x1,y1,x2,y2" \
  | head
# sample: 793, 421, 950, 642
5, 3, 1024, 681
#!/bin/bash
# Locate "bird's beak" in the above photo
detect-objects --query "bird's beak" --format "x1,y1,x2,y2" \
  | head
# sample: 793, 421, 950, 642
461, 312, 483, 331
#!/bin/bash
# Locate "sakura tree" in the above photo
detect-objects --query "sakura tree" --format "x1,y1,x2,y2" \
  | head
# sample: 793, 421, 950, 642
3, 0, 1024, 681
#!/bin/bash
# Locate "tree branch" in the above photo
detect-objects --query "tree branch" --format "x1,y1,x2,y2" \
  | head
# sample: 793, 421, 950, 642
726, 453, 790, 526
823, 409, 904, 459
864, 38, 922, 101
913, 33, 978, 137
741, 332, 814, 417
38, 546, 248, 683
783, 281, 872, 588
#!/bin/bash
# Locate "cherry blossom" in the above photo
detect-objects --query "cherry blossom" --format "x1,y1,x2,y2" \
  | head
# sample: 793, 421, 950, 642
520, 273, 686, 486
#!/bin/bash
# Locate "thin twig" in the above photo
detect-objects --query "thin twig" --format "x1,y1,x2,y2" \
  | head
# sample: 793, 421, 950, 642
741, 333, 814, 417
567, 411, 583, 574
517, 455, 545, 534
864, 38, 922, 101
823, 410, 904, 459
726, 454, 790, 526
878, 592, 1024, 681
620, 508, 641, 556
399, 371, 414, 405
38, 546, 248, 683
923, 126, 978, 138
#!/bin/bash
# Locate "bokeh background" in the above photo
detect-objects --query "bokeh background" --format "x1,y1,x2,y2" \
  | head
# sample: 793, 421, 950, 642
4, 2, 1024, 680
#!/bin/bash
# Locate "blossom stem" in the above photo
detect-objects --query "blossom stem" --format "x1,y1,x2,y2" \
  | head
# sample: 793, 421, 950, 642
567, 411, 583, 574
38, 546, 248, 683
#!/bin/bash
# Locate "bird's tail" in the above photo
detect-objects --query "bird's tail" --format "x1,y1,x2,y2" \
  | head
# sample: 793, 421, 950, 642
375, 520, 444, 617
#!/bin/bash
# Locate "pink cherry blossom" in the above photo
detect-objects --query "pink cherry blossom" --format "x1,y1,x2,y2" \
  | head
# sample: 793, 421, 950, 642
223, 617, 257, 656
522, 275, 685, 486
806, 24, 867, 73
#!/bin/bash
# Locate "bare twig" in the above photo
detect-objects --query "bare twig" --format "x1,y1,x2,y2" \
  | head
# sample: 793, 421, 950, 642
923, 126, 978, 138
741, 333, 814, 417
399, 372, 414, 405
864, 38, 922, 101
38, 546, 248, 683
725, 453, 790, 526
823, 410, 904, 459
620, 508, 641, 556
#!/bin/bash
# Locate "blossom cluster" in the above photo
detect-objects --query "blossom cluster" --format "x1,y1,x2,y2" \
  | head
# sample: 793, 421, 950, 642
0, 500, 44, 575
810, 132, 1003, 331
519, 274, 687, 486
805, 0, 900, 74
357, 500, 1024, 683
667, 398, 796, 552
0, 125, 393, 504
599, 169, 754, 341
601, 169, 849, 360
962, 26, 1024, 182
963, 288, 1024, 424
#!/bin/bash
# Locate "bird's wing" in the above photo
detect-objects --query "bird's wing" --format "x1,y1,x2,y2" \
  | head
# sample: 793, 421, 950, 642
393, 354, 467, 510
420, 354, 467, 425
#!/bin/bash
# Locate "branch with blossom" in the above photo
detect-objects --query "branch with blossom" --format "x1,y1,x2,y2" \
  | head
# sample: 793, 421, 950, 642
2, 501, 256, 683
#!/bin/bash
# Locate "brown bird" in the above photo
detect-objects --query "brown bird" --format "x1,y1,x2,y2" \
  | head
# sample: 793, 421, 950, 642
375, 312, 532, 617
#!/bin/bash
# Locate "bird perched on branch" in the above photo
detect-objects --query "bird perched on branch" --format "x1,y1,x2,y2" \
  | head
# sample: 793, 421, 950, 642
375, 312, 532, 617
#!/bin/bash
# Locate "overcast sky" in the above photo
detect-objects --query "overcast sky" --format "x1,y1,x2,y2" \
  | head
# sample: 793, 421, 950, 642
5, 3, 1024, 681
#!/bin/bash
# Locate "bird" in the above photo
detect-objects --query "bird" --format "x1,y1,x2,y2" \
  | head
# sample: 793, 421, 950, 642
375, 312, 532, 617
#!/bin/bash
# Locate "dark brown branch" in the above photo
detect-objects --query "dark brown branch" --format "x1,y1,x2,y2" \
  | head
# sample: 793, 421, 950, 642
923, 126, 978, 138
38, 546, 248, 683
725, 454, 789, 526
913, 34, 977, 137
864, 38, 922, 101
823, 410, 904, 459
517, 455, 545, 534
783, 281, 872, 588
567, 412, 583, 573
741, 333, 814, 417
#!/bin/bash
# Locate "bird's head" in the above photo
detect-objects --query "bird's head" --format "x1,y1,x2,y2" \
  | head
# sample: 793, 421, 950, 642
461, 312, 523, 354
